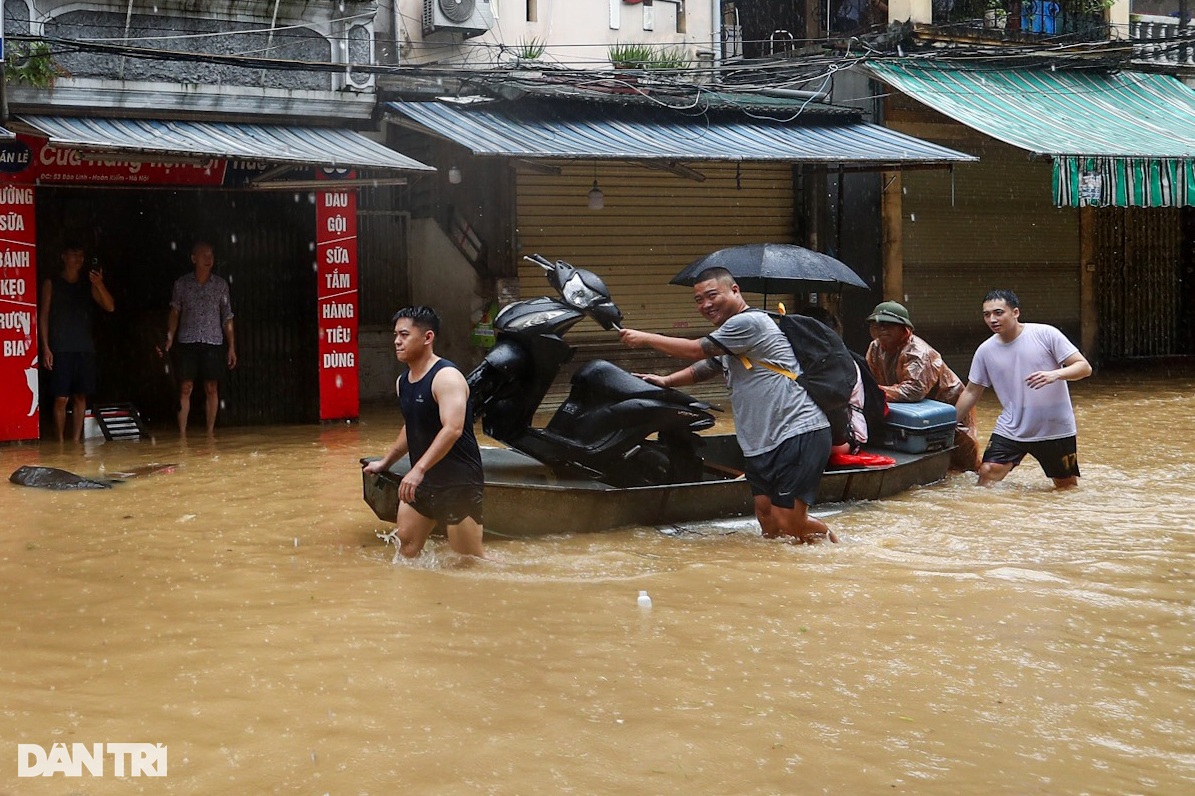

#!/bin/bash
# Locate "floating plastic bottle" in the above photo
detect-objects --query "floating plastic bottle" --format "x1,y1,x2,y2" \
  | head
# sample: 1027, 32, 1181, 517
637, 590, 652, 609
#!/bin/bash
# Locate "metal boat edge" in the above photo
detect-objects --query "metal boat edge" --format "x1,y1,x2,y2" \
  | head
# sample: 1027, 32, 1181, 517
361, 434, 952, 538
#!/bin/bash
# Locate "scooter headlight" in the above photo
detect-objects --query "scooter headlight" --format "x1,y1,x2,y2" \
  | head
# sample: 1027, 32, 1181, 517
504, 308, 571, 331
561, 273, 603, 307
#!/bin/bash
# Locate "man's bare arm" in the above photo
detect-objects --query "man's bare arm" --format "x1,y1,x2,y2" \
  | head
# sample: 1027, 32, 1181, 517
619, 328, 710, 361
637, 358, 719, 388
954, 382, 985, 423
1026, 351, 1092, 390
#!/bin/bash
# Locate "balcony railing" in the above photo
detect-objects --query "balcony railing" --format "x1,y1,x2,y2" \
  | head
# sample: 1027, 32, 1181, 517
1131, 14, 1195, 67
932, 0, 1109, 40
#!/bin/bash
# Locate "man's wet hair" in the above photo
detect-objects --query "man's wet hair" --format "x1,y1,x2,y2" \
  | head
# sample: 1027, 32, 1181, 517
191, 239, 214, 254
392, 305, 440, 335
984, 289, 1020, 309
694, 266, 736, 286
61, 237, 85, 253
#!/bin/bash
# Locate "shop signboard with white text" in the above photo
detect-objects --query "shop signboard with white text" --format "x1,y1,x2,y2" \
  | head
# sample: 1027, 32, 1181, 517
315, 171, 359, 421
0, 184, 39, 440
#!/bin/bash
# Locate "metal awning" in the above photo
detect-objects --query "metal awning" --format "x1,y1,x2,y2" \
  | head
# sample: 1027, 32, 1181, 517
864, 62, 1195, 207
386, 98, 975, 169
15, 116, 434, 173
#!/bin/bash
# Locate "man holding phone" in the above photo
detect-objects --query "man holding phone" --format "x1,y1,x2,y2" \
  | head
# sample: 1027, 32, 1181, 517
37, 238, 115, 443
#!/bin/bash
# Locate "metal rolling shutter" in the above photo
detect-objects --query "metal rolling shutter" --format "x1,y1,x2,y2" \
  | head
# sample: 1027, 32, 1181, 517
515, 160, 796, 342
1095, 206, 1184, 359
894, 121, 1081, 368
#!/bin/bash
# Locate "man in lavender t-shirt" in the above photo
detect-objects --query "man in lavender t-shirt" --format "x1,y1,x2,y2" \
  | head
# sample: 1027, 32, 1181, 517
954, 289, 1092, 488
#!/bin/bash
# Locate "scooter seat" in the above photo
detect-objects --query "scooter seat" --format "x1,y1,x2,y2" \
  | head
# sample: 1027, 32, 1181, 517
571, 359, 707, 408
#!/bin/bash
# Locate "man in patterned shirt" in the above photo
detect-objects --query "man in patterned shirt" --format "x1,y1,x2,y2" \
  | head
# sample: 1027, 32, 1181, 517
865, 300, 979, 472
164, 240, 236, 437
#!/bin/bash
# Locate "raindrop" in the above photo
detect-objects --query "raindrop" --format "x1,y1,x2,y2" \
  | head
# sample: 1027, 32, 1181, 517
294, 193, 301, 203
312, 262, 318, 273
170, 240, 177, 251
219, 400, 226, 410
229, 233, 237, 244
308, 241, 315, 251
307, 193, 317, 204
910, 213, 916, 222
334, 375, 343, 389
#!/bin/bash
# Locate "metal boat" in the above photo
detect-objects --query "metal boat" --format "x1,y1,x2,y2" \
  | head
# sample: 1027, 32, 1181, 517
361, 434, 951, 538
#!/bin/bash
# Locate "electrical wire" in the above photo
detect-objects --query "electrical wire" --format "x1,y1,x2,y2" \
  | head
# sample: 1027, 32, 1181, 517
11, 12, 1190, 103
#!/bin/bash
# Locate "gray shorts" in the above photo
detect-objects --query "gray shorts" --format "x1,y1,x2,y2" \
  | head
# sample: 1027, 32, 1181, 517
743, 427, 832, 509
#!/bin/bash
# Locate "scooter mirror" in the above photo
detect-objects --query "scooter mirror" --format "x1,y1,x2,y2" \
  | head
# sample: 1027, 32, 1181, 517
589, 301, 624, 331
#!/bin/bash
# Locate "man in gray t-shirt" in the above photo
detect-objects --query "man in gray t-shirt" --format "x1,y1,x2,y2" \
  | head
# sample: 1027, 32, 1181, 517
619, 267, 835, 545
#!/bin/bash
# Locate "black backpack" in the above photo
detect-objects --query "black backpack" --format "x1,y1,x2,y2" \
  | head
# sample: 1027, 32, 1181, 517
731, 310, 859, 445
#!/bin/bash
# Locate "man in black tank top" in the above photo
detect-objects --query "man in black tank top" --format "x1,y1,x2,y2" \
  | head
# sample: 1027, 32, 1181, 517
363, 306, 485, 558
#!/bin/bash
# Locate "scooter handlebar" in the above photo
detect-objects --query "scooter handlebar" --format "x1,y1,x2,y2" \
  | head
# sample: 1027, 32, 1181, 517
523, 253, 554, 271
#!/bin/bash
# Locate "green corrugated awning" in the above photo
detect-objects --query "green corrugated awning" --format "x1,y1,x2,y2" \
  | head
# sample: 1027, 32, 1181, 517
864, 61, 1195, 208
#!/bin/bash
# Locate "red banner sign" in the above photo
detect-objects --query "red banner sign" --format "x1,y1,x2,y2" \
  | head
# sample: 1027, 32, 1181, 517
315, 172, 359, 421
0, 135, 229, 186
0, 184, 39, 440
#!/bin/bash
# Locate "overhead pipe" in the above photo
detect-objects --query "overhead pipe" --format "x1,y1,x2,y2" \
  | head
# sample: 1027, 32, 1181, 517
756, 86, 832, 103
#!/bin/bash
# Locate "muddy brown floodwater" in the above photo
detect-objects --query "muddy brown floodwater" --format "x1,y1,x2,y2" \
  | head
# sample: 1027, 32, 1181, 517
3, 370, 1195, 795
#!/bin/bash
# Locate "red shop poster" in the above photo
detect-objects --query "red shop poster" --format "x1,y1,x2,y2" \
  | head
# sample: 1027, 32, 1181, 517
0, 184, 39, 441
315, 171, 359, 421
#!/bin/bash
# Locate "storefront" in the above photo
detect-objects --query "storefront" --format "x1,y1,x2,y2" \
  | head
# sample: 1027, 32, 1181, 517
0, 118, 432, 443
866, 61, 1195, 366
385, 95, 974, 396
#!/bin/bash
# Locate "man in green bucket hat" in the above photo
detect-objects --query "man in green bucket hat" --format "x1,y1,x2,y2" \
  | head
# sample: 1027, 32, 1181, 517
864, 300, 980, 472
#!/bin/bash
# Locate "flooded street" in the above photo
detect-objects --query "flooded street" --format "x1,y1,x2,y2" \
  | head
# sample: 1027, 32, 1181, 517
3, 371, 1195, 795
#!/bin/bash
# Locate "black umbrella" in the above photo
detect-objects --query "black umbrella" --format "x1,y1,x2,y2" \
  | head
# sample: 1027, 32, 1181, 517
670, 243, 869, 296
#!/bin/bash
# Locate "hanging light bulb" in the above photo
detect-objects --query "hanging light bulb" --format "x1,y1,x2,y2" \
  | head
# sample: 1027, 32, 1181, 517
448, 165, 462, 185
587, 180, 604, 210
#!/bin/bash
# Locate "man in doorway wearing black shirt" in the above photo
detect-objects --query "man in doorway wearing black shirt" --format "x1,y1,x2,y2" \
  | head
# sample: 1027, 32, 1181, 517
38, 239, 115, 442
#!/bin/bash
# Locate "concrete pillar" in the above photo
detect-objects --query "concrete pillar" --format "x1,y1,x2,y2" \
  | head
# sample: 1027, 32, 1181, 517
881, 171, 904, 301
1107, 0, 1131, 39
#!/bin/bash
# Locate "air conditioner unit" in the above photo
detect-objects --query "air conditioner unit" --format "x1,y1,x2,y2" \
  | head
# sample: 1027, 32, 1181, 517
423, 0, 494, 38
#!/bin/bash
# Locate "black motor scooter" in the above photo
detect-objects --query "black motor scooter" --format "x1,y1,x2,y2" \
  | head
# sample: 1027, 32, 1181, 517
466, 254, 717, 488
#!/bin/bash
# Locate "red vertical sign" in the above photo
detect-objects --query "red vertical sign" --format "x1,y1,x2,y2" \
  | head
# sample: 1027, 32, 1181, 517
315, 173, 359, 421
0, 184, 39, 441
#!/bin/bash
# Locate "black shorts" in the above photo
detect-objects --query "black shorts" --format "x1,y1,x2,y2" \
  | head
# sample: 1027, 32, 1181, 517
411, 483, 485, 527
174, 342, 226, 383
48, 351, 97, 398
982, 432, 1080, 480
743, 426, 832, 509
